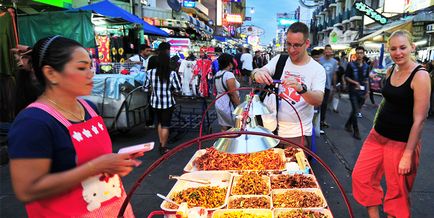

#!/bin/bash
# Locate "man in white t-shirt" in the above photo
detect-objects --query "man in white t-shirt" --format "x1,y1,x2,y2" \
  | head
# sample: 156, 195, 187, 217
127, 44, 152, 71
240, 47, 253, 85
252, 22, 326, 149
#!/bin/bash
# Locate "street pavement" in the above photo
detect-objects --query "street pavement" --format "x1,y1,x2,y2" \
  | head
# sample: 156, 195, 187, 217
1, 94, 433, 217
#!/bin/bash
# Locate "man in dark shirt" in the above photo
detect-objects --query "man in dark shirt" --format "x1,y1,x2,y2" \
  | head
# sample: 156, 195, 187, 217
345, 46, 370, 139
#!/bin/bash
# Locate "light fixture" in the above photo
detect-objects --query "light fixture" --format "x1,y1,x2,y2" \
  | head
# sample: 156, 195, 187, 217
213, 93, 279, 154
250, 7, 255, 14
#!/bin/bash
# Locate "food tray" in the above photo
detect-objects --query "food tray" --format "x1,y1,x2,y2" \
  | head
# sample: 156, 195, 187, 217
274, 208, 333, 218
231, 174, 271, 196
270, 174, 319, 189
212, 209, 273, 218
271, 188, 327, 209
227, 195, 272, 209
160, 171, 232, 212
184, 148, 286, 172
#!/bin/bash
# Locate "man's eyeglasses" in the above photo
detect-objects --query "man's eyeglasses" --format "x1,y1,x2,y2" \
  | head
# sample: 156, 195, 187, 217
286, 41, 306, 49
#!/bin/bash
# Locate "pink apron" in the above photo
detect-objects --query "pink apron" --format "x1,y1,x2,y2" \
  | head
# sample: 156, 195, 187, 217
25, 99, 134, 218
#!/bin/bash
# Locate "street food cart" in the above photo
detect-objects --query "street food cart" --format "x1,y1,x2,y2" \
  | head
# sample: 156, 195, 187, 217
117, 88, 354, 218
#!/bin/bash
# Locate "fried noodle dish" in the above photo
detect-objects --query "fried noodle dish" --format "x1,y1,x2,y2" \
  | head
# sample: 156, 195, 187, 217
228, 196, 270, 209
216, 211, 272, 218
232, 172, 270, 195
167, 186, 227, 209
271, 174, 318, 189
273, 190, 324, 208
193, 148, 285, 170
276, 209, 329, 218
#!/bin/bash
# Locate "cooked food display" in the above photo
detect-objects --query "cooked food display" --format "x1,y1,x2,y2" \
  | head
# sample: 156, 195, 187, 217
193, 148, 285, 170
273, 190, 324, 208
284, 147, 300, 159
213, 211, 272, 218
276, 209, 329, 218
271, 174, 318, 189
228, 196, 270, 209
166, 186, 227, 209
232, 172, 270, 195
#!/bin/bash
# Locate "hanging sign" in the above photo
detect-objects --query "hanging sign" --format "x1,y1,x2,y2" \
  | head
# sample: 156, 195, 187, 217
225, 14, 243, 24
354, 1, 388, 25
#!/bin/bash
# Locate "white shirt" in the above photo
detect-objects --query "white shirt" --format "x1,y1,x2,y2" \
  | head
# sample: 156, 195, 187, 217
178, 59, 196, 95
264, 54, 326, 138
128, 54, 150, 71
240, 53, 253, 71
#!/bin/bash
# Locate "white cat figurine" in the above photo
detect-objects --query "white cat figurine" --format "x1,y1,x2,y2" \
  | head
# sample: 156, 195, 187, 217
82, 174, 122, 211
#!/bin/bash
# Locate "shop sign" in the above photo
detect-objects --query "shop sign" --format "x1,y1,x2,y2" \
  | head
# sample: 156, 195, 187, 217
225, 14, 243, 24
239, 25, 265, 36
245, 17, 252, 21
183, 1, 196, 8
405, 0, 434, 13
427, 24, 434, 33
354, 1, 388, 25
166, 38, 191, 47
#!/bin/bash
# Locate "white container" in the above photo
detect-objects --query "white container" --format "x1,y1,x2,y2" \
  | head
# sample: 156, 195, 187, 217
160, 171, 233, 212
274, 208, 333, 218
270, 174, 319, 189
183, 148, 286, 172
212, 209, 273, 218
271, 188, 328, 209
227, 195, 272, 209
231, 174, 271, 196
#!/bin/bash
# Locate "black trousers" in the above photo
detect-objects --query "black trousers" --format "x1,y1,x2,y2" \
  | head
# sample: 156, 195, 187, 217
346, 91, 365, 131
320, 88, 331, 123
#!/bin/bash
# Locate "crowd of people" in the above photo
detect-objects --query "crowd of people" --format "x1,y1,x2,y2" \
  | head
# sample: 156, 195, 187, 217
6, 20, 433, 217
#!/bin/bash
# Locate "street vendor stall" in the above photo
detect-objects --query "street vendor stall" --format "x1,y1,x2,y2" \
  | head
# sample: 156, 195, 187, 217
117, 88, 354, 218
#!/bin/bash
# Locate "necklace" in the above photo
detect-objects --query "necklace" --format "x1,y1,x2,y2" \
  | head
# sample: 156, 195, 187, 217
44, 96, 85, 122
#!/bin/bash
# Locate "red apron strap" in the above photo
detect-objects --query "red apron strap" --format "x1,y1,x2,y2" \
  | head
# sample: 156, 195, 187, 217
77, 98, 98, 118
27, 103, 72, 127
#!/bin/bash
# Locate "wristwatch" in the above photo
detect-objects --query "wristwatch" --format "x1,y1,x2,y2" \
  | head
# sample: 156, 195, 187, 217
296, 83, 308, 94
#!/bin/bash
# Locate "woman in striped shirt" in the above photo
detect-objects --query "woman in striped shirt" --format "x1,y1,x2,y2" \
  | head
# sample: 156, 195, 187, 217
144, 42, 181, 154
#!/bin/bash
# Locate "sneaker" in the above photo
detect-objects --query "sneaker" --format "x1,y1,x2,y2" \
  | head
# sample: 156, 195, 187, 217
357, 113, 363, 118
320, 129, 325, 134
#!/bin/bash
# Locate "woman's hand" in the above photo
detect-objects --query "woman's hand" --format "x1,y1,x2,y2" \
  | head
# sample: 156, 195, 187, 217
91, 152, 144, 177
398, 152, 412, 175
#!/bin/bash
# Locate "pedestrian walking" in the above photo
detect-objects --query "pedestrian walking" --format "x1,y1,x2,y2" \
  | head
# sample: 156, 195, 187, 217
352, 30, 431, 218
214, 53, 241, 131
319, 44, 338, 129
8, 36, 142, 217
240, 47, 253, 85
344, 46, 370, 139
144, 42, 182, 154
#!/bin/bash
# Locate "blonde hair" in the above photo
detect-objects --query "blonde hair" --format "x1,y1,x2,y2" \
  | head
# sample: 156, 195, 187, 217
387, 30, 414, 47
387, 30, 416, 61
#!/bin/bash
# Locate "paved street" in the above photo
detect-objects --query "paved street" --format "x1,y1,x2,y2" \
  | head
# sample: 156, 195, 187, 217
1, 94, 433, 217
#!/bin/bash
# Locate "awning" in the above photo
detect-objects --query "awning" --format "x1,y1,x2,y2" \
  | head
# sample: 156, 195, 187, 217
358, 20, 412, 42
75, 0, 168, 36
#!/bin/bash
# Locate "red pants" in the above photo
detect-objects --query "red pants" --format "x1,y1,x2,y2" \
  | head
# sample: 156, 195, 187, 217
352, 129, 420, 218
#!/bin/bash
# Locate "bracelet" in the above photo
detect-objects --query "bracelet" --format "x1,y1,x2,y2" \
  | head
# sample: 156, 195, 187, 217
251, 70, 258, 80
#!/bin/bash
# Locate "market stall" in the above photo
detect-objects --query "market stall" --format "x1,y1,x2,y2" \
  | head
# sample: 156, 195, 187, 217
117, 88, 354, 218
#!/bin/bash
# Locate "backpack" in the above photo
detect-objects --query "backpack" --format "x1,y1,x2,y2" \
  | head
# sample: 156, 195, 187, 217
257, 54, 289, 134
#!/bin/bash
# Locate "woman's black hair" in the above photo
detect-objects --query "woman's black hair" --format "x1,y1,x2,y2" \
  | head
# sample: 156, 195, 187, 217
15, 36, 83, 112
31, 36, 84, 89
218, 53, 234, 70
156, 51, 171, 84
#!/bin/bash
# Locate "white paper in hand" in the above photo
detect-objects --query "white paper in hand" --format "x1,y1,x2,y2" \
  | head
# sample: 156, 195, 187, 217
118, 142, 154, 154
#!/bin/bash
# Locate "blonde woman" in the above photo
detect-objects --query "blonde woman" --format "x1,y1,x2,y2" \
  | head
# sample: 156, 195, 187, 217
352, 30, 431, 218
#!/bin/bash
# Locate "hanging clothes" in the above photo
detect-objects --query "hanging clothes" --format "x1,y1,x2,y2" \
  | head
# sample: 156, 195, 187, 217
179, 59, 196, 96
193, 58, 212, 97
0, 9, 19, 122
